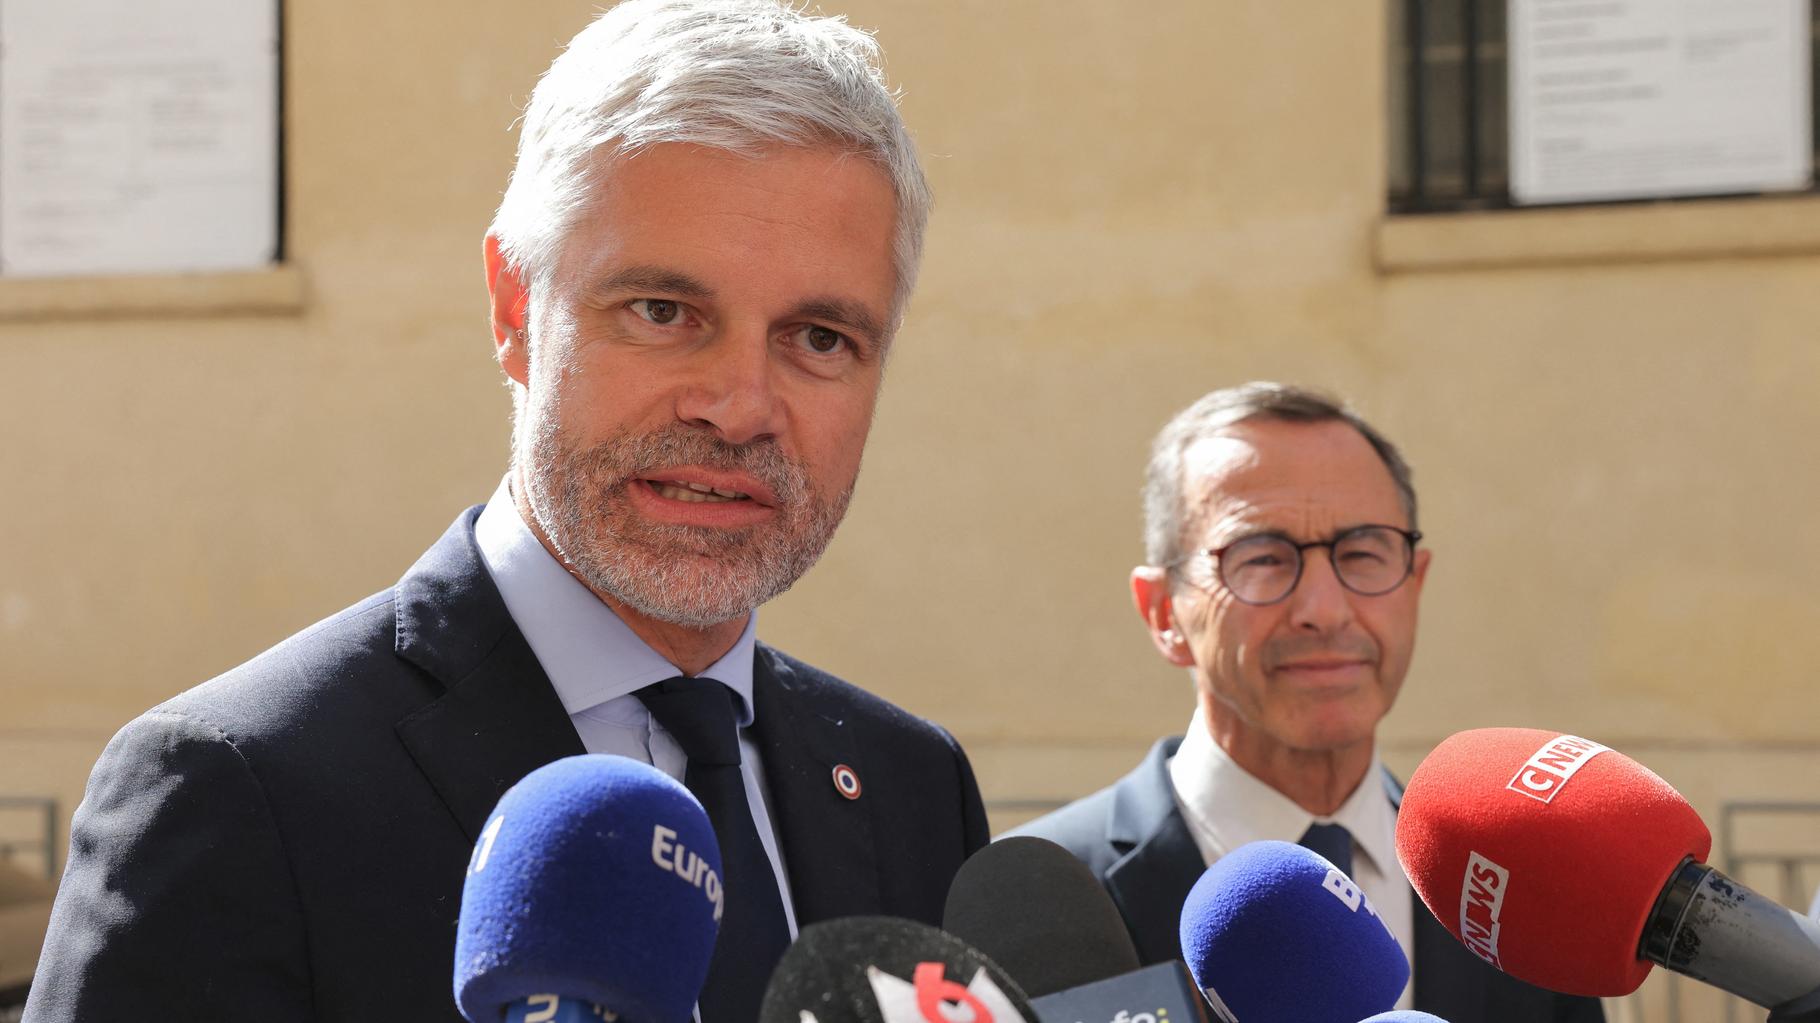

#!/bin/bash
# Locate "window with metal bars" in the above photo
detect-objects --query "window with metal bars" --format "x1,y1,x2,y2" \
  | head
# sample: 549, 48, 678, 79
1388, 0, 1820, 213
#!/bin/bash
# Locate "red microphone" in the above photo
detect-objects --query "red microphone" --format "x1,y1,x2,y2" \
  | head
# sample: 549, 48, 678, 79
1396, 728, 1820, 1008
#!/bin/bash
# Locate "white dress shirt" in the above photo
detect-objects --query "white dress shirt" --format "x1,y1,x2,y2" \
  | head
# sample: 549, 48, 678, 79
1168, 705, 1416, 1009
472, 477, 798, 937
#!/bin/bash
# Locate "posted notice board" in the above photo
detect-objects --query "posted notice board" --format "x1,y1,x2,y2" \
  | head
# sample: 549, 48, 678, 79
1510, 0, 1812, 205
0, 0, 280, 277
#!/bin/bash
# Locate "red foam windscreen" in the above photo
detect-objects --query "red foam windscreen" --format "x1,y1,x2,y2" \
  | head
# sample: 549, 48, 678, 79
1394, 728, 1710, 997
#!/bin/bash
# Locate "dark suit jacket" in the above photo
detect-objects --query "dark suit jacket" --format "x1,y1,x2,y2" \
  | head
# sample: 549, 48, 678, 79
25, 508, 989, 1021
1006, 738, 1604, 1023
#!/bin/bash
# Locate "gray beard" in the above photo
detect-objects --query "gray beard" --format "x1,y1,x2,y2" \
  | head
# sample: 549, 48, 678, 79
523, 422, 852, 628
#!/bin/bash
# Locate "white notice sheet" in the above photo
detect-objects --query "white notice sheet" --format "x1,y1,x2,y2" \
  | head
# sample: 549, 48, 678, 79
1509, 0, 1812, 206
0, 0, 280, 277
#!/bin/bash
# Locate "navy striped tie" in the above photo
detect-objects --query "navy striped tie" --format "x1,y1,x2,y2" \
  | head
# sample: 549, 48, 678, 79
638, 677, 791, 1023
1299, 821, 1354, 880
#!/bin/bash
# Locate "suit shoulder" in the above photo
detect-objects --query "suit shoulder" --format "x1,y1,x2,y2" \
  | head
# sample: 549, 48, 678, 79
1001, 737, 1185, 879
1001, 783, 1123, 877
150, 588, 424, 747
30, 703, 313, 1017
760, 645, 960, 751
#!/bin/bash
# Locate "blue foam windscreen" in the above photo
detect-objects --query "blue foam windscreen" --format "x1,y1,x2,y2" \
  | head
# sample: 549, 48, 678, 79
1356, 1012, 1452, 1022
1178, 840, 1409, 1023
453, 754, 722, 1023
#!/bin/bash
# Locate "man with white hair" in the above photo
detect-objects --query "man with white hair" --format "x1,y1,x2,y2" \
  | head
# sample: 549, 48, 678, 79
26, 4, 986, 1020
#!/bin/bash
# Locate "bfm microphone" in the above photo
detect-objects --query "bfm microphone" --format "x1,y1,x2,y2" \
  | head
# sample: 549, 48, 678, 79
452, 754, 722, 1023
1356, 1013, 1451, 1022
941, 837, 1207, 1023
1396, 727, 1820, 1008
757, 915, 1035, 1023
1178, 840, 1410, 1023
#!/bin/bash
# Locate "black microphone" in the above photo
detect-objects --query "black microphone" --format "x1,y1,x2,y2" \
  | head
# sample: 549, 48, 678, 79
942, 836, 1140, 995
942, 837, 1207, 1023
757, 915, 1036, 1023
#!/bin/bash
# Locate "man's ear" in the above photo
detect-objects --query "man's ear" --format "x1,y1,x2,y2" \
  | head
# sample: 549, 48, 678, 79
1409, 546, 1432, 592
1132, 566, 1195, 668
484, 233, 531, 387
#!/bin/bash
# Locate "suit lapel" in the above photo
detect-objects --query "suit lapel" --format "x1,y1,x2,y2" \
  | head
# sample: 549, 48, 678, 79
391, 508, 586, 842
1384, 765, 1526, 1020
1412, 896, 1491, 1018
1103, 738, 1206, 964
749, 645, 882, 925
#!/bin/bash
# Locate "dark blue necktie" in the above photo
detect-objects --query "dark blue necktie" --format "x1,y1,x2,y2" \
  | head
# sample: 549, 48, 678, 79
1299, 821, 1354, 880
638, 677, 791, 1023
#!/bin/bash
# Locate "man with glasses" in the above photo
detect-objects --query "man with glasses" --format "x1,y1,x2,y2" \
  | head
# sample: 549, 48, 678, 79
1009, 383, 1602, 1022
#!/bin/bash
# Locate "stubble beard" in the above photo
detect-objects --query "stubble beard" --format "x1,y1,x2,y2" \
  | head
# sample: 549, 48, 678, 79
522, 421, 853, 628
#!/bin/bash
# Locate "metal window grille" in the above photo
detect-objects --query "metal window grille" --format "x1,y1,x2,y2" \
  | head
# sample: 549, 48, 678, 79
0, 797, 57, 881
1389, 0, 1820, 213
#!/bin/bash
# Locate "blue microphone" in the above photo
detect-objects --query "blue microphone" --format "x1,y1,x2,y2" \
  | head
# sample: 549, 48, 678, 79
454, 754, 723, 1023
1178, 840, 1409, 1023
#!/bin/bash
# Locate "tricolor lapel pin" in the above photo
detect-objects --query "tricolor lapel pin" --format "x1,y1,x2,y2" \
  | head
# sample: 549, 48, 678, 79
831, 763, 861, 800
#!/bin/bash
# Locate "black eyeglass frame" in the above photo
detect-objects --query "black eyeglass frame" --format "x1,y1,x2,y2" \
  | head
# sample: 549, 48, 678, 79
1168, 524, 1424, 607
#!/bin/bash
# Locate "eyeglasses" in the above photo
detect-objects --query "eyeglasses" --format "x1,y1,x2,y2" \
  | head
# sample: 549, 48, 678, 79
1170, 524, 1422, 607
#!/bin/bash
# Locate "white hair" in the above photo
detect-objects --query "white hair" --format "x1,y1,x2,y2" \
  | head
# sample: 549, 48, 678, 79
490, 0, 931, 320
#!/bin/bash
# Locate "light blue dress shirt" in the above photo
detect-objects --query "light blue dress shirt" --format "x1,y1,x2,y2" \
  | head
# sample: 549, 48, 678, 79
473, 478, 798, 937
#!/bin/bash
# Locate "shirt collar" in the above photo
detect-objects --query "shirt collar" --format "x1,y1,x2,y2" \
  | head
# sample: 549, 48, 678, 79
1167, 703, 1398, 878
472, 476, 758, 724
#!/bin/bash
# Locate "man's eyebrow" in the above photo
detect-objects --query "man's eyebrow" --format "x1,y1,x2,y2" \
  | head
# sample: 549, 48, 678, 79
793, 297, 889, 354
582, 265, 715, 301
1214, 522, 1385, 548
1208, 526, 1289, 549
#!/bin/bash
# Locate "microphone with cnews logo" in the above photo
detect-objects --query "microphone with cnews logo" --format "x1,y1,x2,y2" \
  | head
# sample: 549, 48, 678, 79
1396, 727, 1820, 1011
453, 754, 723, 1023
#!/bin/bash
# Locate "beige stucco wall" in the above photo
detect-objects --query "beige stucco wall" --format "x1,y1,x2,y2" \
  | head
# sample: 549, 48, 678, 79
2, 0, 1816, 1012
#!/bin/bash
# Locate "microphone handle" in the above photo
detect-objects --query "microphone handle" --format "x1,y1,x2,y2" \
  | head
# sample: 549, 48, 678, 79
1766, 984, 1820, 1023
1642, 858, 1820, 1008
506, 994, 617, 1022
1027, 961, 1213, 1023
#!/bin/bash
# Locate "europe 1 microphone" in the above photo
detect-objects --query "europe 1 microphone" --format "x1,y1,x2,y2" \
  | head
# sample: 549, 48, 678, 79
452, 754, 723, 1023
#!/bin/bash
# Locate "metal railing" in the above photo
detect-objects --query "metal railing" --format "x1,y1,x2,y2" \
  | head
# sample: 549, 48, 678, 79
1389, 0, 1820, 213
0, 797, 57, 882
